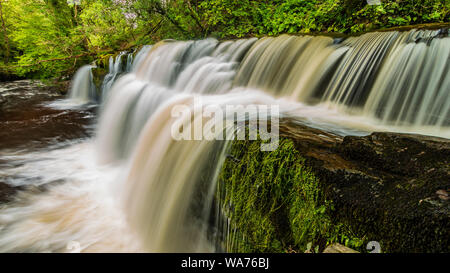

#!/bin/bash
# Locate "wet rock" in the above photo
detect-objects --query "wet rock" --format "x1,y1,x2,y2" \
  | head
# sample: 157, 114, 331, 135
220, 121, 449, 252
280, 122, 450, 253
0, 182, 18, 203
47, 80, 70, 95
436, 189, 449, 201
323, 243, 359, 253
91, 67, 108, 91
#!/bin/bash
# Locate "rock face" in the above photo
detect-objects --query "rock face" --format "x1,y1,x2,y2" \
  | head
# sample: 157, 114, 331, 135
322, 132, 449, 253
219, 121, 449, 253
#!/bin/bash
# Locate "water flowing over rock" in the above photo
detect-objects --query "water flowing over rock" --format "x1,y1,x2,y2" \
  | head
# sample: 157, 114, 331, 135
101, 52, 127, 99
0, 29, 448, 253
67, 65, 96, 103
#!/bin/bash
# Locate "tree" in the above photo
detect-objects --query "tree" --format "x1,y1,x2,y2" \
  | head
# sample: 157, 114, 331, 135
0, 0, 10, 63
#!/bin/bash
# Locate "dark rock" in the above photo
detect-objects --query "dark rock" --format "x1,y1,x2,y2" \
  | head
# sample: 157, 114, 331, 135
91, 67, 108, 92
0, 182, 18, 203
50, 80, 70, 95
279, 121, 450, 252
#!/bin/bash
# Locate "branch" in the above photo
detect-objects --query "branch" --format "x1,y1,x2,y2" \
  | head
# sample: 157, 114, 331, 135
186, 0, 205, 35
3, 52, 97, 68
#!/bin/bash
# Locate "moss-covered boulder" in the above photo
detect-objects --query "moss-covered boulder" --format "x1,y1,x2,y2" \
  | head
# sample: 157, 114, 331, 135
91, 67, 108, 92
217, 122, 449, 253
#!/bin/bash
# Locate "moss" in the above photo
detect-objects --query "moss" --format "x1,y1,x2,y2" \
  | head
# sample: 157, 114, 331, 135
218, 138, 365, 253
91, 67, 108, 92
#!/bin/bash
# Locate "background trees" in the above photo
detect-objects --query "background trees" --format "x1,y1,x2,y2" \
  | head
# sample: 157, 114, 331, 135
0, 0, 447, 79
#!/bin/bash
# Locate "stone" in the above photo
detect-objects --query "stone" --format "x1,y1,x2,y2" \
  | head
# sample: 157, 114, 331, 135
223, 121, 450, 252
323, 243, 359, 253
0, 182, 17, 203
282, 122, 450, 253
436, 189, 449, 201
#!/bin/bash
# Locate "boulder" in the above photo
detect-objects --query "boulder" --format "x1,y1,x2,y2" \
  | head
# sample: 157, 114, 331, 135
218, 121, 449, 253
323, 243, 359, 253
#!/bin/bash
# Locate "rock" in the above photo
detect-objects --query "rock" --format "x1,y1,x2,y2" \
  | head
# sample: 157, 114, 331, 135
221, 120, 450, 253
91, 67, 108, 91
283, 122, 450, 253
0, 182, 18, 203
436, 189, 449, 201
323, 243, 359, 253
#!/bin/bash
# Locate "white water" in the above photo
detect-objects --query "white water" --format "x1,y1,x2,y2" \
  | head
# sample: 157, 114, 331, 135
101, 52, 127, 99
67, 65, 96, 103
0, 30, 448, 252
0, 141, 142, 252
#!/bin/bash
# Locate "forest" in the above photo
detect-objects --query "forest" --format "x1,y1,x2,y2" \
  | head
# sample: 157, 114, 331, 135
0, 0, 448, 79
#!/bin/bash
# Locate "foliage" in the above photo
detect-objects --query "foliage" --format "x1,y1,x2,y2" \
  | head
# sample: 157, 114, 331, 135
0, 0, 141, 78
1, 0, 84, 78
78, 0, 138, 50
197, 0, 448, 37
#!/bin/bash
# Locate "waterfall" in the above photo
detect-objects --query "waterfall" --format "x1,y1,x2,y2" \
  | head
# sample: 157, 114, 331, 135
99, 30, 449, 251
123, 92, 280, 252
364, 32, 450, 127
101, 52, 127, 99
106, 29, 449, 252
97, 30, 449, 165
132, 45, 152, 71
236, 30, 449, 131
0, 29, 448, 252
96, 38, 257, 163
126, 52, 134, 72
67, 65, 96, 103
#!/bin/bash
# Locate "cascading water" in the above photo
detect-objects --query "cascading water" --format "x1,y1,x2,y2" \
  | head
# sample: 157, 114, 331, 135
132, 45, 152, 71
0, 29, 448, 252
96, 38, 257, 163
364, 32, 450, 127
101, 51, 127, 99
235, 30, 449, 133
126, 52, 134, 73
67, 65, 97, 103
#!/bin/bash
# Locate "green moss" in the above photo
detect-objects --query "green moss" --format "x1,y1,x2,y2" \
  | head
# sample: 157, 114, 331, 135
91, 67, 108, 94
218, 138, 365, 253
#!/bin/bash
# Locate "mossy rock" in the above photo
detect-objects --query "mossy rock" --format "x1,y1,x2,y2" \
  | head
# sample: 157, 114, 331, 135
218, 138, 364, 253
217, 122, 449, 253
91, 67, 108, 92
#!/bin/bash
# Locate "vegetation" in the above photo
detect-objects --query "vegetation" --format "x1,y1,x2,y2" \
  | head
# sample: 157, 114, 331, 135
218, 138, 365, 253
0, 0, 448, 79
